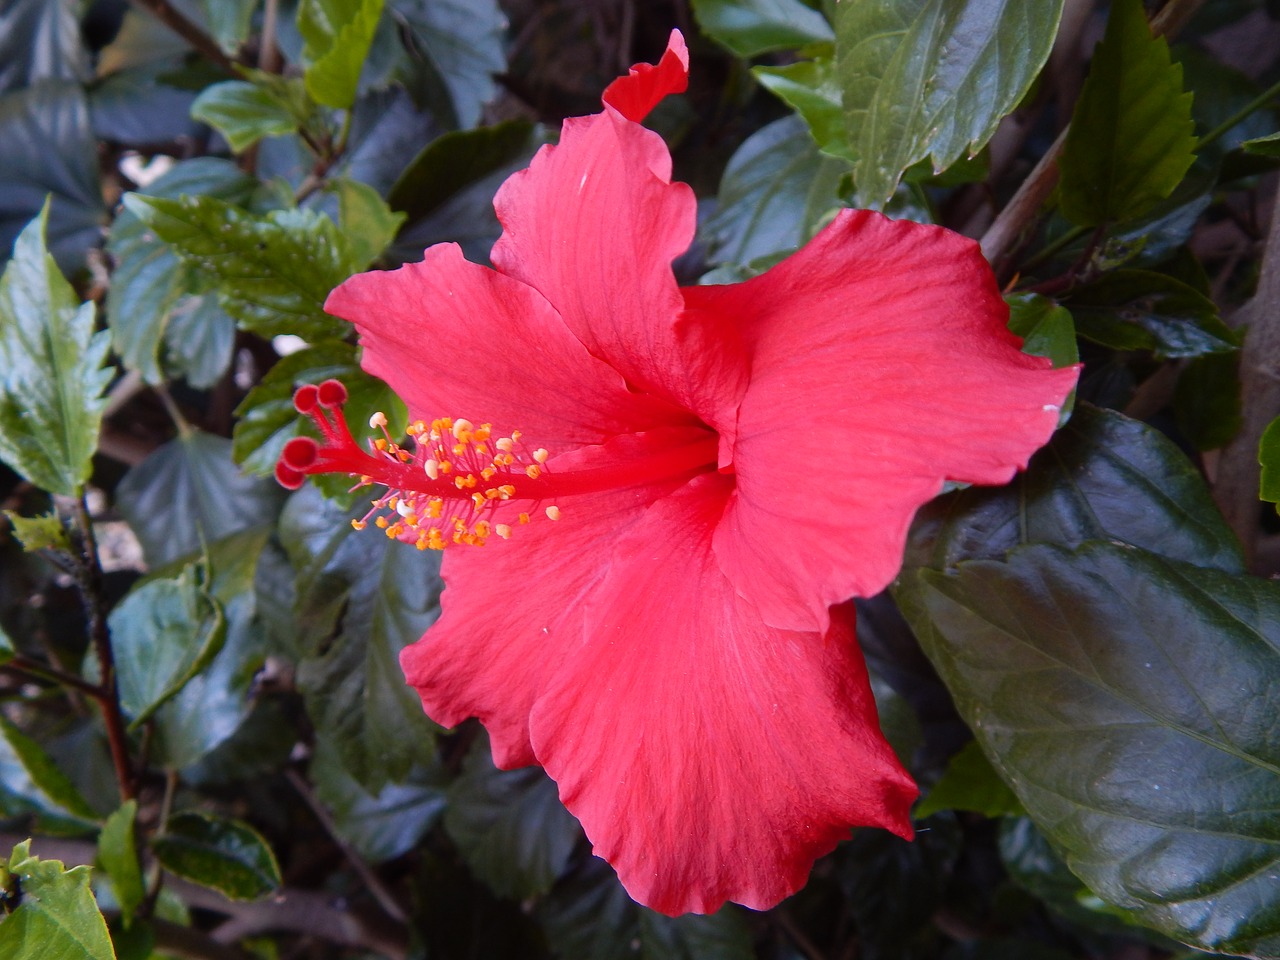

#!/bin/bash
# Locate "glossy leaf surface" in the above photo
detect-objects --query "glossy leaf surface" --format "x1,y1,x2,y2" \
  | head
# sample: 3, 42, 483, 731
691, 0, 833, 58
151, 812, 281, 901
0, 841, 115, 960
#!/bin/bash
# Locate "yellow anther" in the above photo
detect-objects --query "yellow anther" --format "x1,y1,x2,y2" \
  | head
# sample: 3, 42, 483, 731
481, 466, 496, 481
369, 411, 388, 429
546, 505, 561, 521
374, 438, 389, 452
474, 425, 491, 442
453, 443, 467, 455
452, 418, 473, 439
495, 524, 512, 539
427, 499, 443, 518
511, 430, 522, 440
375, 516, 390, 529
518, 512, 530, 525
439, 460, 452, 473
495, 437, 514, 452
388, 496, 399, 509
498, 453, 514, 466
525, 464, 542, 479
484, 488, 499, 500
533, 448, 549, 463
499, 484, 516, 498
424, 458, 440, 480
471, 492, 486, 510
351, 519, 367, 531
475, 520, 491, 538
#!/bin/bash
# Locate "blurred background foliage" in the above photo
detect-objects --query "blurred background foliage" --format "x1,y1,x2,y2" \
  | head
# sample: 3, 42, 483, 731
1, 0, 1280, 958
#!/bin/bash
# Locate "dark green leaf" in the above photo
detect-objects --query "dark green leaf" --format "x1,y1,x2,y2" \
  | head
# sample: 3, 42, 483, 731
331, 178, 406, 268
0, 840, 115, 960
1261, 416, 1280, 505
1066, 269, 1237, 359
88, 63, 201, 148
0, 0, 88, 93
0, 81, 105, 274
191, 79, 309, 152
386, 120, 533, 224
0, 202, 111, 496
1174, 351, 1242, 452
148, 527, 273, 770
152, 812, 281, 901
298, 0, 386, 109
1058, 0, 1197, 226
444, 734, 581, 899
835, 0, 1063, 207
98, 800, 145, 927
540, 858, 754, 960
106, 157, 255, 386
281, 485, 441, 791
753, 52, 850, 160
231, 340, 406, 483
0, 715, 98, 824
909, 541, 1280, 957
108, 563, 227, 728
387, 0, 506, 129
3, 510, 71, 553
116, 431, 285, 567
121, 193, 357, 341
915, 740, 1025, 818
1244, 131, 1280, 157
704, 114, 847, 268
691, 0, 834, 57
310, 738, 446, 863
904, 404, 1244, 576
0, 625, 12, 664
1006, 293, 1079, 371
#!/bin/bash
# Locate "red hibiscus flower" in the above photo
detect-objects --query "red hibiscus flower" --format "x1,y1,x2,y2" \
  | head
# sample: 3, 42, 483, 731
276, 31, 1079, 915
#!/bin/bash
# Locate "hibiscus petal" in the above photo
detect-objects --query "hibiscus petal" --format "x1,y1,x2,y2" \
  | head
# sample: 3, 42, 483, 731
696, 209, 1080, 632
601, 29, 689, 122
325, 243, 682, 450
400, 427, 705, 767
489, 52, 747, 436
529, 473, 916, 916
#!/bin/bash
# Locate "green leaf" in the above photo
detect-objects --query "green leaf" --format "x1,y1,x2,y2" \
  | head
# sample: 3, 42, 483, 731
116, 431, 284, 568
0, 203, 110, 497
903, 404, 1243, 575
386, 120, 533, 225
1175, 351, 1242, 452
915, 740, 1025, 818
199, 0, 257, 54
1260, 416, 1280, 506
444, 735, 581, 899
309, 738, 446, 863
298, 0, 386, 109
1243, 131, 1280, 156
0, 840, 116, 960
1006, 293, 1079, 371
691, 0, 834, 58
3, 510, 71, 553
330, 178, 405, 268
231, 340, 406, 484
387, 0, 506, 129
835, 0, 1064, 208
704, 114, 847, 269
1058, 0, 1197, 226
909, 541, 1280, 957
121, 194, 357, 341
0, 715, 98, 824
753, 52, 851, 160
281, 486, 442, 791
108, 563, 227, 728
191, 79, 309, 152
98, 801, 144, 928
540, 858, 754, 960
0, 625, 13, 664
106, 158, 255, 387
1066, 269, 1237, 359
0, 0, 89, 93
0, 81, 105, 274
152, 812, 281, 901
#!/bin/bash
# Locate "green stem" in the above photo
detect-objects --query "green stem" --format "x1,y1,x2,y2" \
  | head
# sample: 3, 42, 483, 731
154, 385, 194, 438
1021, 223, 1090, 273
1199, 76, 1280, 152
4, 657, 103, 699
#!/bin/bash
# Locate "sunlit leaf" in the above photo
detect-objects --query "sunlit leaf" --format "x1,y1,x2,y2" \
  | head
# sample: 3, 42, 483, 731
753, 52, 850, 160
1243, 131, 1280, 156
331, 177, 406, 267
1260, 416, 1280, 507
3, 510, 70, 553
0, 202, 110, 497
191, 78, 311, 152
834, 0, 1063, 207
151, 812, 281, 901
98, 800, 145, 928
0, 840, 115, 960
1058, 0, 1197, 226
691, 0, 833, 58
298, 0, 386, 109
0, 715, 98, 824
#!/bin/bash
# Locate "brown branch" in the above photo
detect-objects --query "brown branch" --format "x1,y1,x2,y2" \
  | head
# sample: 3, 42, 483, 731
73, 495, 136, 801
127, 0, 237, 74
1213, 181, 1280, 566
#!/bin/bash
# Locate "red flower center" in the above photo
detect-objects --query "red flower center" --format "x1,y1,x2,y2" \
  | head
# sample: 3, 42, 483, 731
274, 379, 718, 549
